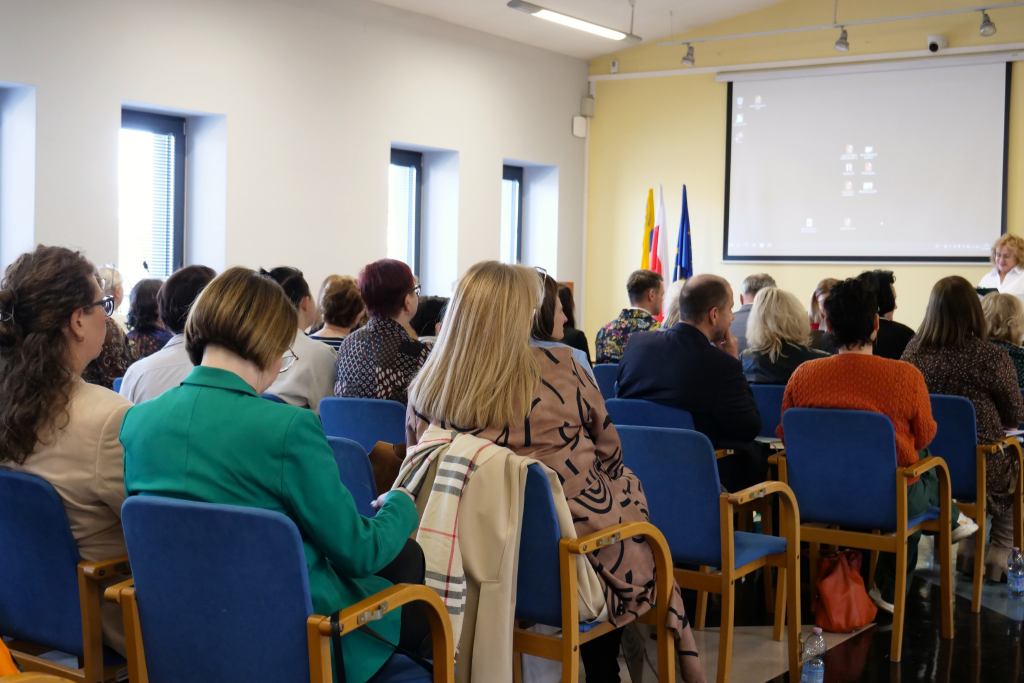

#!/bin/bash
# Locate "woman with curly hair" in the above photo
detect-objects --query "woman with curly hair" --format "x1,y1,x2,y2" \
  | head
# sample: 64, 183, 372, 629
0, 245, 132, 654
979, 234, 1024, 295
126, 278, 172, 358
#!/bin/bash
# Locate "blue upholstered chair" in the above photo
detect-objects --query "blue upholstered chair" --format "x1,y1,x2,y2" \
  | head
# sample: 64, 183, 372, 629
512, 464, 676, 683
107, 496, 454, 683
261, 392, 286, 403
605, 397, 695, 430
112, 377, 123, 394
0, 470, 129, 683
619, 426, 801, 683
328, 436, 378, 518
928, 394, 1023, 612
778, 408, 954, 662
319, 397, 407, 452
750, 384, 786, 440
592, 364, 618, 401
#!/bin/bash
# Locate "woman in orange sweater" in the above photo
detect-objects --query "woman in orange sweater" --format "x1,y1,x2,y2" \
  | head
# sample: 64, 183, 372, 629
778, 278, 977, 614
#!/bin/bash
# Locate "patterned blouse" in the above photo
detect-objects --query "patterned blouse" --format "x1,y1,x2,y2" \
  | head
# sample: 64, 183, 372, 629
334, 317, 430, 405
83, 319, 140, 390
991, 340, 1024, 388
128, 327, 173, 359
594, 308, 660, 365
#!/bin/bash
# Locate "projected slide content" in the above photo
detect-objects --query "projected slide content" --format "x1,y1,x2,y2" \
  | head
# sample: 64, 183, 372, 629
725, 62, 1007, 261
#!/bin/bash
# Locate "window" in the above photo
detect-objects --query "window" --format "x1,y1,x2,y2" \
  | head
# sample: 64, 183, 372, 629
388, 149, 423, 276
118, 110, 185, 294
501, 165, 524, 264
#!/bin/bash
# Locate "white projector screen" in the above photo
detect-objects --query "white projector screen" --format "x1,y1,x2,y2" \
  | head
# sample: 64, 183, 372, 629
725, 61, 1010, 262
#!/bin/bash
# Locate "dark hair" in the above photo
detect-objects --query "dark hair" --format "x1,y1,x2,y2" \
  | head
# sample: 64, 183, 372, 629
857, 270, 897, 315
0, 246, 99, 464
626, 269, 663, 304
159, 266, 217, 335
679, 276, 730, 324
259, 266, 311, 310
410, 296, 448, 337
532, 273, 560, 341
359, 259, 416, 319
126, 279, 163, 332
916, 276, 987, 350
822, 278, 877, 349
321, 275, 364, 328
557, 284, 576, 329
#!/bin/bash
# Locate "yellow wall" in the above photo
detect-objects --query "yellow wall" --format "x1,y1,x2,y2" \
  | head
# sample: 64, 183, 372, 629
585, 0, 1024, 340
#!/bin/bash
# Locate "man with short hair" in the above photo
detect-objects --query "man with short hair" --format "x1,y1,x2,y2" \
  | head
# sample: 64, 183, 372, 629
732, 273, 777, 353
617, 274, 765, 491
594, 269, 664, 364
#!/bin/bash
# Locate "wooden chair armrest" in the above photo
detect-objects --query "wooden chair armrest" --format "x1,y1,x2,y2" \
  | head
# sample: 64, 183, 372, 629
716, 448, 734, 459
79, 555, 130, 581
902, 456, 949, 480
979, 437, 1024, 459
103, 578, 135, 604
727, 481, 795, 508
566, 521, 667, 556
767, 453, 785, 465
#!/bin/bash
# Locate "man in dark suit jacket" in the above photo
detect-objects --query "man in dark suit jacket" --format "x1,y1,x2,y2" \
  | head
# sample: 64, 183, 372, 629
617, 274, 766, 492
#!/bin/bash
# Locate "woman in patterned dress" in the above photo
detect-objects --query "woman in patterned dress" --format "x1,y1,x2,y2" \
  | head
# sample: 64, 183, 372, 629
407, 261, 705, 683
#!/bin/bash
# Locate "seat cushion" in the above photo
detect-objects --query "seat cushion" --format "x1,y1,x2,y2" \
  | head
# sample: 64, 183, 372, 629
907, 505, 941, 531
372, 654, 433, 682
734, 532, 787, 569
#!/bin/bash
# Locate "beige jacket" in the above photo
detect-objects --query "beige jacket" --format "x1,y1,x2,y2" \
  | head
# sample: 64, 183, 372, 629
6, 379, 131, 655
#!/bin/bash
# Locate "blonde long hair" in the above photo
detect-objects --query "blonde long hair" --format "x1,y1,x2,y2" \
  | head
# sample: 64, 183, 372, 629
747, 287, 811, 362
982, 292, 1024, 345
662, 279, 686, 328
408, 261, 541, 429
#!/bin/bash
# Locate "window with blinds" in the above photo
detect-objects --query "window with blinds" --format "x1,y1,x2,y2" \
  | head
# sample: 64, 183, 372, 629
118, 110, 185, 296
501, 165, 524, 264
388, 149, 422, 276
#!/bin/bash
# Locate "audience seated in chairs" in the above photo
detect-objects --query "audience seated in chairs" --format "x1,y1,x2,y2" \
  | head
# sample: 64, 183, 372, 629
731, 273, 776, 354
741, 287, 827, 384
808, 277, 839, 352
408, 295, 447, 347
262, 266, 338, 414
618, 274, 765, 492
982, 291, 1024, 387
119, 265, 216, 404
557, 283, 591, 366
828, 270, 915, 361
126, 278, 172, 358
309, 274, 364, 351
0, 245, 132, 655
406, 261, 706, 683
119, 267, 428, 683
532, 271, 593, 376
335, 259, 430, 405
902, 276, 1024, 579
779, 277, 978, 614
595, 268, 663, 364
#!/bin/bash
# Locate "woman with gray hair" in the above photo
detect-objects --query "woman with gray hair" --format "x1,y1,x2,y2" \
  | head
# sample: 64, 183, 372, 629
741, 287, 827, 384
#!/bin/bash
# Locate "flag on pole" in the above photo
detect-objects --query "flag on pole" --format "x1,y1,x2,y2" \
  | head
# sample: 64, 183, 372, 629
649, 185, 669, 276
640, 189, 654, 270
674, 185, 693, 282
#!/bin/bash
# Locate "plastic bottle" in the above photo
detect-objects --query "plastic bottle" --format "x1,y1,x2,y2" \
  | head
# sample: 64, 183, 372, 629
1009, 547, 1024, 599
800, 627, 826, 683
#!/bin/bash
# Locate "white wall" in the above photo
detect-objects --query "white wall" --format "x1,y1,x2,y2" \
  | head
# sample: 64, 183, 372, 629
0, 0, 589, 294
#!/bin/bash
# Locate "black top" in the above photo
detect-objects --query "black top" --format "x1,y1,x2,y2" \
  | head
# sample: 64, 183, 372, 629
560, 326, 592, 366
741, 342, 828, 385
820, 317, 915, 360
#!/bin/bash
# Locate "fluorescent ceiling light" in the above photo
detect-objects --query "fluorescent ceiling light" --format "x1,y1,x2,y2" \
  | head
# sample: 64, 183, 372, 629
507, 0, 642, 43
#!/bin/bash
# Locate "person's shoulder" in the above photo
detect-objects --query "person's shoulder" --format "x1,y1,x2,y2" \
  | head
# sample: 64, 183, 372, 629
296, 331, 337, 361
75, 380, 132, 411
532, 342, 577, 365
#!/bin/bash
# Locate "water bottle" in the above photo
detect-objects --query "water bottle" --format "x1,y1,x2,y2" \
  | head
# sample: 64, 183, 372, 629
1009, 547, 1024, 599
799, 627, 825, 683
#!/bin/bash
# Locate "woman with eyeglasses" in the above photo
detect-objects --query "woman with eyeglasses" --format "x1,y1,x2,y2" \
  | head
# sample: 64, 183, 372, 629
121, 267, 428, 683
83, 265, 139, 389
335, 259, 430, 405
0, 246, 133, 655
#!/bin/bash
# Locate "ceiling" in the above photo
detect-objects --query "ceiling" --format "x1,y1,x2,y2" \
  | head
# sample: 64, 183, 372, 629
371, 0, 783, 60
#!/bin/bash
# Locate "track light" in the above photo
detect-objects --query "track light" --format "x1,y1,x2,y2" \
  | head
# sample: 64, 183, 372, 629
506, 0, 642, 43
834, 27, 849, 52
681, 44, 695, 66
980, 11, 997, 37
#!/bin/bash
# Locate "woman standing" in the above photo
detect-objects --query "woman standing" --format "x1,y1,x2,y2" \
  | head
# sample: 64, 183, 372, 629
978, 234, 1024, 295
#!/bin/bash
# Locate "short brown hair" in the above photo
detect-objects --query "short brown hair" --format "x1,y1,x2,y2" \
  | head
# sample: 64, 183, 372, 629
321, 276, 364, 328
678, 275, 730, 324
982, 292, 1024, 345
626, 269, 663, 304
916, 276, 987, 350
185, 267, 298, 370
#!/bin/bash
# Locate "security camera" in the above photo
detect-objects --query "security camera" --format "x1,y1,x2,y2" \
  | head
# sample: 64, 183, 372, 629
927, 35, 948, 52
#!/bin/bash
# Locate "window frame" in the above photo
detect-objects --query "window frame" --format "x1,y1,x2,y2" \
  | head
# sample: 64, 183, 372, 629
502, 164, 524, 264
120, 109, 186, 273
390, 149, 424, 277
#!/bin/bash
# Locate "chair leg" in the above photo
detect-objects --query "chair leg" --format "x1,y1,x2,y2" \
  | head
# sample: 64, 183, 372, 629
890, 540, 909, 662
762, 501, 775, 614
938, 524, 954, 640
772, 566, 786, 642
717, 581, 735, 683
869, 532, 880, 591
786, 555, 801, 682
971, 514, 986, 613
512, 650, 523, 683
694, 567, 710, 631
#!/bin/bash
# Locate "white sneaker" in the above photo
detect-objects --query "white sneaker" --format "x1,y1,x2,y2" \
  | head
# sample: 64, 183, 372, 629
951, 512, 980, 544
869, 586, 895, 614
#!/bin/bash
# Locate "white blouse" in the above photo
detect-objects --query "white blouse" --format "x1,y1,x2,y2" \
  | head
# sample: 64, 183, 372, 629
979, 265, 1024, 293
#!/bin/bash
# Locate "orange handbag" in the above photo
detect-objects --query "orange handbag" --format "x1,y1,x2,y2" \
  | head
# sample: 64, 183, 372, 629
813, 549, 877, 632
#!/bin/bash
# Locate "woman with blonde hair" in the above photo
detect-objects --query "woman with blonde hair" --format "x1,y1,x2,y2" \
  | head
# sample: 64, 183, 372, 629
983, 291, 1024, 386
661, 278, 686, 328
741, 288, 827, 384
408, 261, 706, 683
979, 233, 1024, 294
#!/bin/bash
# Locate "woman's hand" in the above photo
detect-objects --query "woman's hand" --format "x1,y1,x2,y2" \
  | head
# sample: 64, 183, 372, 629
370, 487, 415, 510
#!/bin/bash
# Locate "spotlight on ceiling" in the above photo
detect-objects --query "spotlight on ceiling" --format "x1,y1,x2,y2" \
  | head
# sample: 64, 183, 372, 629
681, 44, 695, 66
980, 11, 997, 37
506, 0, 642, 43
834, 27, 849, 52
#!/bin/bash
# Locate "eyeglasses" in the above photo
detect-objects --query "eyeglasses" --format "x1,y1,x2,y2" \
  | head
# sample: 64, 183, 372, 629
280, 349, 298, 374
83, 295, 115, 318
534, 266, 548, 278
412, 284, 422, 296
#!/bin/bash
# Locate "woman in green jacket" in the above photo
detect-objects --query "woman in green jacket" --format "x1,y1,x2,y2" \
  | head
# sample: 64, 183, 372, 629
120, 267, 421, 683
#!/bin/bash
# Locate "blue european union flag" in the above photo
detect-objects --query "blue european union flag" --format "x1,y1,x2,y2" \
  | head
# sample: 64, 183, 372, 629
674, 185, 693, 282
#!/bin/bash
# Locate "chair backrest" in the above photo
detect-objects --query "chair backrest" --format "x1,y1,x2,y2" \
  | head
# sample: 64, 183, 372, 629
327, 437, 378, 517
928, 394, 979, 501
782, 408, 899, 531
605, 398, 695, 431
593, 364, 618, 401
750, 384, 786, 439
261, 392, 286, 403
0, 471, 85, 656
617, 426, 724, 567
319, 397, 407, 452
112, 377, 123, 394
122, 496, 314, 683
514, 464, 566, 628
